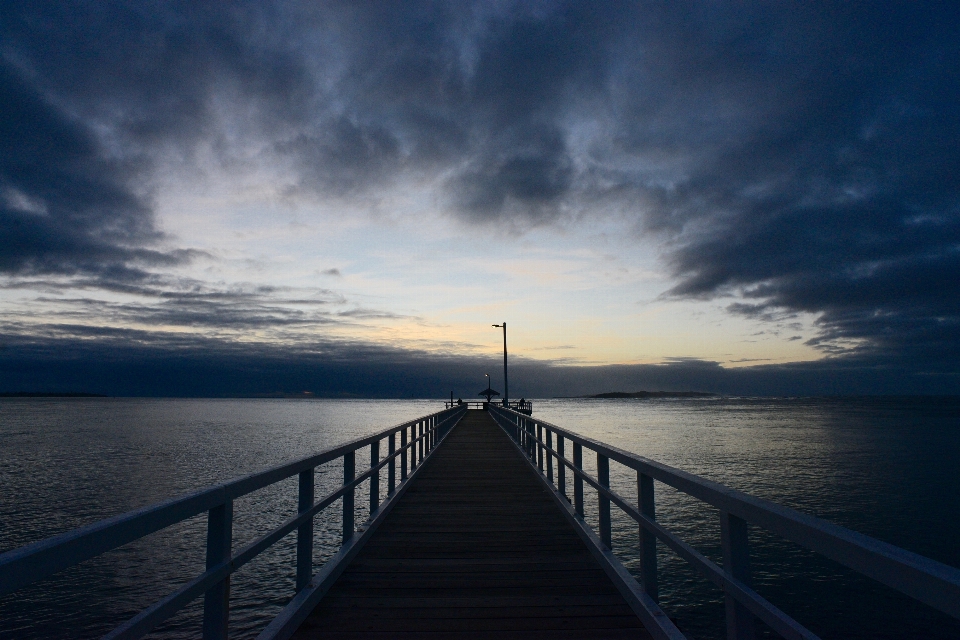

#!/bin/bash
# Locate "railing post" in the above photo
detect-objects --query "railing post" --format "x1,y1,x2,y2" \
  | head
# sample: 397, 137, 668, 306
410, 423, 416, 468
400, 427, 408, 480
388, 432, 396, 494
343, 451, 355, 544
418, 421, 424, 464
598, 453, 611, 549
546, 429, 554, 482
721, 511, 755, 640
370, 439, 380, 515
529, 420, 535, 461
557, 435, 566, 498
521, 415, 527, 452
638, 472, 658, 602
202, 500, 233, 640
573, 442, 584, 517
537, 424, 544, 471
526, 419, 535, 459
296, 469, 314, 591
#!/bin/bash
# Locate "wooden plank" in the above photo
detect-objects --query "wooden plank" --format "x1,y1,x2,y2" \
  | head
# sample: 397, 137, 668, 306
292, 410, 652, 639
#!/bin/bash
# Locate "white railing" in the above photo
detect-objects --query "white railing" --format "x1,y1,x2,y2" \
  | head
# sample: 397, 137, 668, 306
489, 404, 960, 640
0, 405, 467, 640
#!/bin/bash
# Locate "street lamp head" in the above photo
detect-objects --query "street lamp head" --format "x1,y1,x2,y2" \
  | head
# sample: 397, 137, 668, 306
492, 324, 501, 328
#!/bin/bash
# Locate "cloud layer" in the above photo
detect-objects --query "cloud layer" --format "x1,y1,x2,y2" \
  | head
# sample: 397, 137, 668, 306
2, 1, 959, 392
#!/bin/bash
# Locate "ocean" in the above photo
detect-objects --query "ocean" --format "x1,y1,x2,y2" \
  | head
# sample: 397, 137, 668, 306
1, 397, 959, 639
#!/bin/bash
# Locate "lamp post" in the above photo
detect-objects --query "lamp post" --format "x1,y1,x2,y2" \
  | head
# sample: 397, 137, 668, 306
492, 322, 508, 407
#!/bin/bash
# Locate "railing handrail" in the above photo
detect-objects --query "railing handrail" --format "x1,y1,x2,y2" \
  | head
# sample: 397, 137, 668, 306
488, 404, 960, 638
445, 400, 532, 412
0, 404, 467, 639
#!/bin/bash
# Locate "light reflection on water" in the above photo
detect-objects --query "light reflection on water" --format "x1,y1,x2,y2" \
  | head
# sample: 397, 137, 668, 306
534, 397, 960, 639
1, 397, 959, 639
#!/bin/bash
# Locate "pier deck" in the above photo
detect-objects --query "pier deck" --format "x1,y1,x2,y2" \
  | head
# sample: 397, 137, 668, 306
292, 409, 652, 639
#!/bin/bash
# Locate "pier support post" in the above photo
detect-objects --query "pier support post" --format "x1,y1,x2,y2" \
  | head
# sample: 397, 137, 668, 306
638, 472, 659, 602
343, 451, 355, 544
546, 429, 554, 482
526, 418, 535, 459
400, 428, 407, 480
573, 443, 584, 517
598, 454, 611, 548
388, 432, 396, 494
203, 500, 233, 640
721, 511, 755, 640
557, 435, 566, 498
369, 440, 380, 516
296, 470, 314, 591
537, 424, 544, 471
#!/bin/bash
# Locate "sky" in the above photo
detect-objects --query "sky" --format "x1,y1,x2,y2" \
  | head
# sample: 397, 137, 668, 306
2, 1, 959, 397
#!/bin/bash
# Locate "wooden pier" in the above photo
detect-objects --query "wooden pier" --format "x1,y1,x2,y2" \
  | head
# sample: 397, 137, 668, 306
292, 410, 651, 639
5, 404, 960, 640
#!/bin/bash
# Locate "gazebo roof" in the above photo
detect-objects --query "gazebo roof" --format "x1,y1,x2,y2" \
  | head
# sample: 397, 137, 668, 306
478, 388, 500, 396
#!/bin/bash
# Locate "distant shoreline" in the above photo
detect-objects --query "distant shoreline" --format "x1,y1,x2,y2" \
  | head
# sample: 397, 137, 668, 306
0, 392, 108, 398
582, 391, 717, 399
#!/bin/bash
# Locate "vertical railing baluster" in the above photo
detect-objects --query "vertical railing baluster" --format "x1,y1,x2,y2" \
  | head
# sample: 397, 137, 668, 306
721, 511, 755, 640
638, 471, 658, 602
388, 432, 396, 494
537, 424, 544, 471
527, 419, 535, 459
517, 416, 537, 460
296, 470, 314, 592
573, 443, 584, 517
400, 427, 408, 480
557, 435, 566, 498
546, 429, 554, 482
522, 417, 529, 457
202, 500, 233, 640
598, 453, 611, 549
343, 451, 355, 544
411, 422, 416, 467
419, 421, 424, 464
370, 439, 380, 516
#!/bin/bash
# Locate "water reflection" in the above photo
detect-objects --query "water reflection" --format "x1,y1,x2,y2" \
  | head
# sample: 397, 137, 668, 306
2, 397, 959, 639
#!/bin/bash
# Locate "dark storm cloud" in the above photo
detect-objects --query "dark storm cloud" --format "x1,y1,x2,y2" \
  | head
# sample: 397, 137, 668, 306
3, 1, 960, 390
0, 0, 311, 282
0, 61, 180, 278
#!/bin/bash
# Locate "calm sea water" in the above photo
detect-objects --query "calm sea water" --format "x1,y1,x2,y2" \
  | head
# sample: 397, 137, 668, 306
1, 397, 959, 639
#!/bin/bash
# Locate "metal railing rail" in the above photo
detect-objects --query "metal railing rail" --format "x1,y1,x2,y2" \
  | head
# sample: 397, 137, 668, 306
445, 400, 533, 413
0, 405, 467, 640
489, 404, 960, 640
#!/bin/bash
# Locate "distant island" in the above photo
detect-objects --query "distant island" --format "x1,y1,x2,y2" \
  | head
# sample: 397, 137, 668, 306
586, 391, 716, 399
